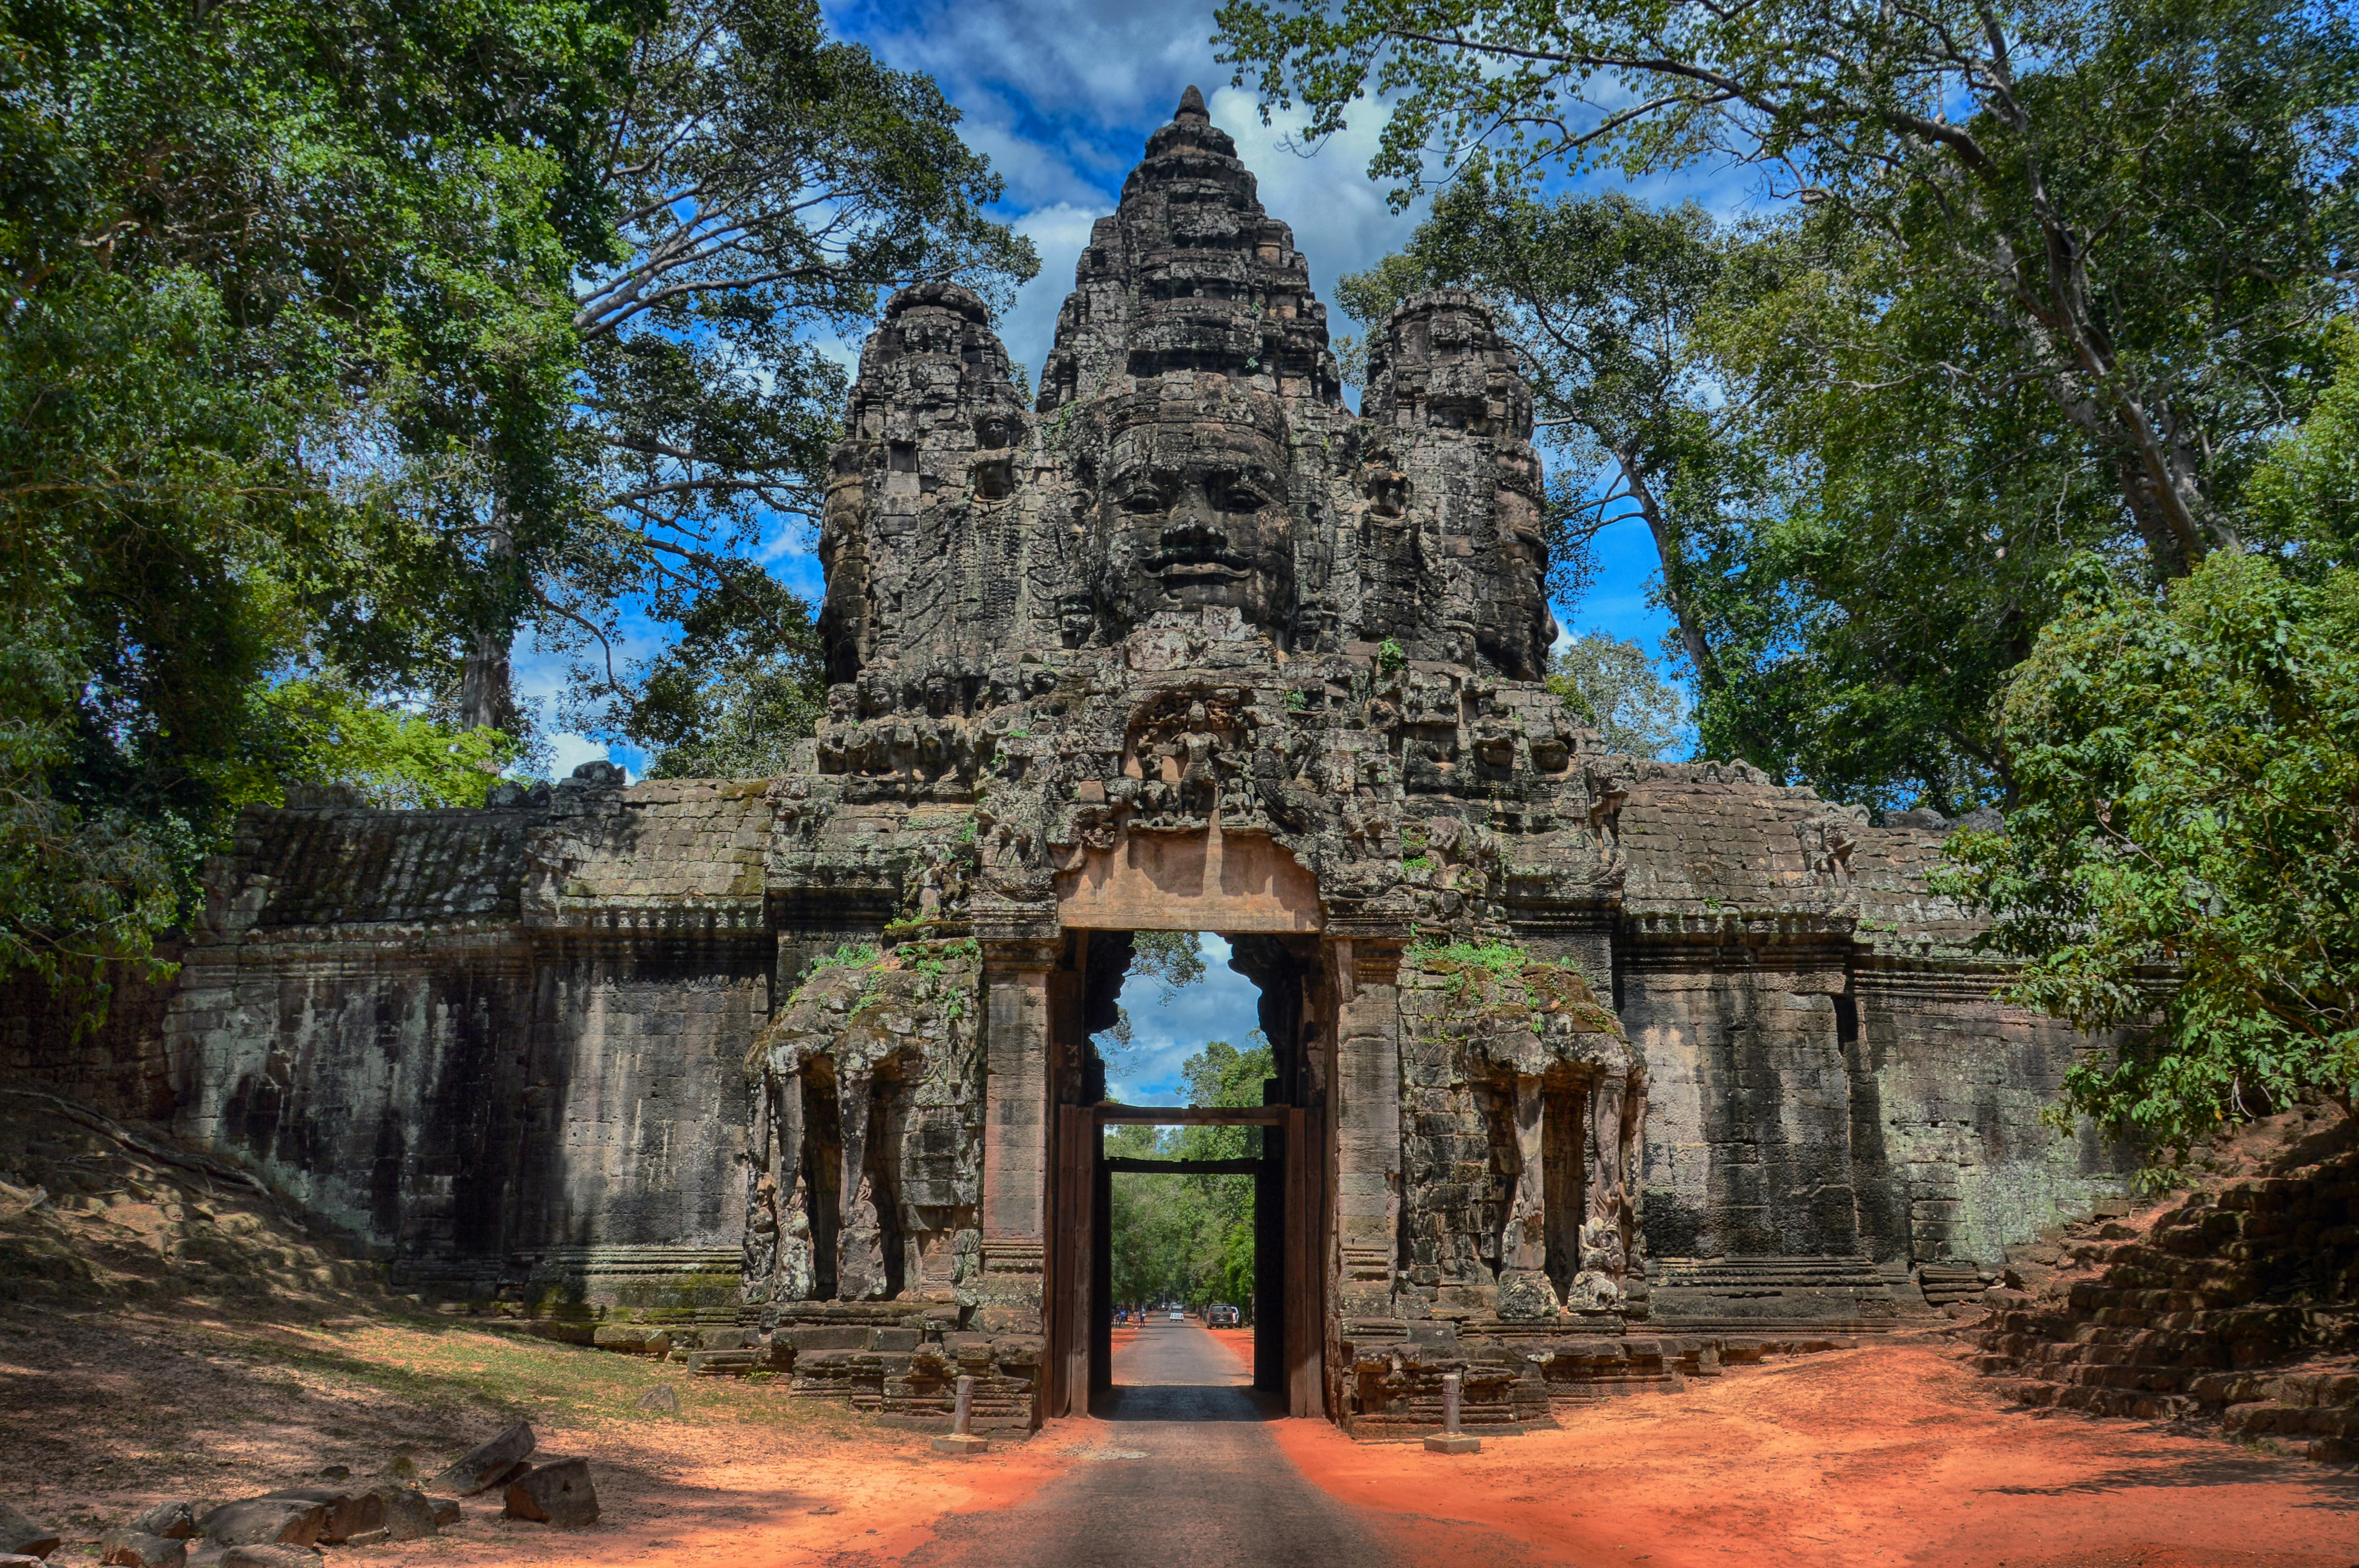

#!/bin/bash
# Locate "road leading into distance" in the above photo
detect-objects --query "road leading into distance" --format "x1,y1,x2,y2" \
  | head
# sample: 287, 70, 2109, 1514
903, 1318, 1410, 1568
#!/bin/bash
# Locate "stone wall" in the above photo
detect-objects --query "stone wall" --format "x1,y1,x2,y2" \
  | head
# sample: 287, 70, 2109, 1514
160, 780, 772, 1314
0, 948, 182, 1122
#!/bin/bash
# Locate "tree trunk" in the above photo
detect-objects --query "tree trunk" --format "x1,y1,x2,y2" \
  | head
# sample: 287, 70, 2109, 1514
458, 628, 518, 733
459, 506, 521, 733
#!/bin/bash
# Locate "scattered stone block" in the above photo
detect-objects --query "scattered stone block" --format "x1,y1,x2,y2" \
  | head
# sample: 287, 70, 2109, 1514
100, 1532, 185, 1568
637, 1384, 681, 1414
431, 1421, 536, 1496
1423, 1433, 1482, 1454
427, 1498, 463, 1528
593, 1325, 672, 1357
196, 1499, 325, 1550
930, 1434, 989, 1457
503, 1459, 599, 1528
367, 1485, 438, 1542
0, 1503, 58, 1559
127, 1503, 197, 1541
259, 1485, 381, 1543
216, 1546, 321, 1568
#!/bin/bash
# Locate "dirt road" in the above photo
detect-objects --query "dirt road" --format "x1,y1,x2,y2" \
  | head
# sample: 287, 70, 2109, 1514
905, 1319, 1538, 1568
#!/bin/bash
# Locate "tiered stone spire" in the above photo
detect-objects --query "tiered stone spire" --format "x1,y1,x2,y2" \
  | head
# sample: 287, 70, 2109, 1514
1035, 85, 1342, 411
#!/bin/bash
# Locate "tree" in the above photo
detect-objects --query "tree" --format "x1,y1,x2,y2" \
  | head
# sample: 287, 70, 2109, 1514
1104, 1036, 1274, 1314
1940, 548, 2359, 1156
1549, 633, 1688, 760
1219, 0, 2357, 578
538, 0, 1040, 749
1130, 931, 1209, 1005
615, 567, 827, 778
0, 0, 639, 1005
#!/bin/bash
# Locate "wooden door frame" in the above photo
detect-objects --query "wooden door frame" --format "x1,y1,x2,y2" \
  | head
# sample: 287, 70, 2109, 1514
1045, 1103, 1325, 1418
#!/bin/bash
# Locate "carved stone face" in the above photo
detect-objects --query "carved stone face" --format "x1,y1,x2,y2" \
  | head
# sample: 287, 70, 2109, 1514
1483, 482, 1558, 680
1092, 399, 1296, 638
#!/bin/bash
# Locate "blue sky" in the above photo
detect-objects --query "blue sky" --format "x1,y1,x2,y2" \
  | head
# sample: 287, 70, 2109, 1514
1100, 934, 1267, 1104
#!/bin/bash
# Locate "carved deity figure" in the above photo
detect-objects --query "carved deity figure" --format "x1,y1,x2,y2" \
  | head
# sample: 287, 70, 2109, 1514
1173, 701, 1221, 816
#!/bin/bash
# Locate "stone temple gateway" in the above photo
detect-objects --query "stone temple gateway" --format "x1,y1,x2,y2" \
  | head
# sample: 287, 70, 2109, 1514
160, 91, 2132, 1434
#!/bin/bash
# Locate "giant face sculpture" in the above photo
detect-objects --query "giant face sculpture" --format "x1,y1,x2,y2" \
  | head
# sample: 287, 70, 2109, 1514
1089, 388, 1298, 641
1483, 476, 1559, 681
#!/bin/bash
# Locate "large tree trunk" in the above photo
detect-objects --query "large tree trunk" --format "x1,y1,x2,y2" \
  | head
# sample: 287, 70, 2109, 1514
458, 628, 518, 733
459, 508, 521, 733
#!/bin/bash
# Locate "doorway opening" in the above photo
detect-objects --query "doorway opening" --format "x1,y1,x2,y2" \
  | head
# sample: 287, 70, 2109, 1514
1043, 929, 1329, 1420
1093, 1109, 1279, 1419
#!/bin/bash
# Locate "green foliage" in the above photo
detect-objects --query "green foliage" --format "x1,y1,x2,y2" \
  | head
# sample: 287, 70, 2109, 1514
0, 639, 180, 1009
251, 682, 521, 810
1106, 1036, 1273, 1314
1129, 930, 1208, 1006
1376, 638, 1406, 674
622, 568, 826, 779
0, 0, 647, 1010
1407, 935, 1531, 1005
2248, 321, 2359, 568
809, 943, 883, 974
557, 0, 1039, 754
0, 0, 1034, 1023
1221, 0, 2353, 555
1548, 633, 1688, 760
1226, 0, 2358, 814
1939, 550, 2359, 1156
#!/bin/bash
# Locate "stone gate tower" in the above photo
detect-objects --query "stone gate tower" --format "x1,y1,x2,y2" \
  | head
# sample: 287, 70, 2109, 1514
160, 92, 2132, 1434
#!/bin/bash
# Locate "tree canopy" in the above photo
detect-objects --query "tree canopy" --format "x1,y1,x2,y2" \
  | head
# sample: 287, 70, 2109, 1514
1941, 343, 2359, 1154
0, 0, 1031, 1013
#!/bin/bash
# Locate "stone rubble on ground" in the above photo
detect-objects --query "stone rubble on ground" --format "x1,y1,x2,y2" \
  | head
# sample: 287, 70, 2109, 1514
429, 1420, 536, 1496
502, 1458, 599, 1528
98, 1533, 184, 1568
1968, 1104, 2358, 1465
124, 1502, 196, 1541
192, 1500, 323, 1550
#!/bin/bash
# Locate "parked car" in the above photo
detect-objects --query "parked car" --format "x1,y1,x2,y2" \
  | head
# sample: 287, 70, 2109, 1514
1206, 1304, 1239, 1328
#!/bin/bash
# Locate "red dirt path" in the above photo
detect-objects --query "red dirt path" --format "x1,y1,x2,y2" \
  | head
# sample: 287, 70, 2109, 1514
1263, 1341, 2359, 1568
9, 1301, 2354, 1565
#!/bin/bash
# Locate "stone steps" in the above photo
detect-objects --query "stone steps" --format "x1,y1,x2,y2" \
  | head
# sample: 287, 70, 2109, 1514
1970, 1131, 2359, 1465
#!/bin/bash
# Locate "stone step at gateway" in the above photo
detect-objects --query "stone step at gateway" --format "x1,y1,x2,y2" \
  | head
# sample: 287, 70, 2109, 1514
1650, 1254, 1912, 1331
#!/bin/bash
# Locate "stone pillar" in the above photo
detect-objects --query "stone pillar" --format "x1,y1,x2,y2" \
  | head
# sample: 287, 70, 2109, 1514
1329, 936, 1402, 1317
744, 1068, 814, 1305
1569, 1068, 1639, 1310
977, 937, 1057, 1332
836, 1065, 887, 1299
1497, 1073, 1558, 1318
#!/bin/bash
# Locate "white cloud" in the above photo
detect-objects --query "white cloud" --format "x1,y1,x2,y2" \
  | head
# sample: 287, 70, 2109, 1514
998, 201, 1109, 384
1204, 85, 1427, 328
1101, 933, 1266, 1104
